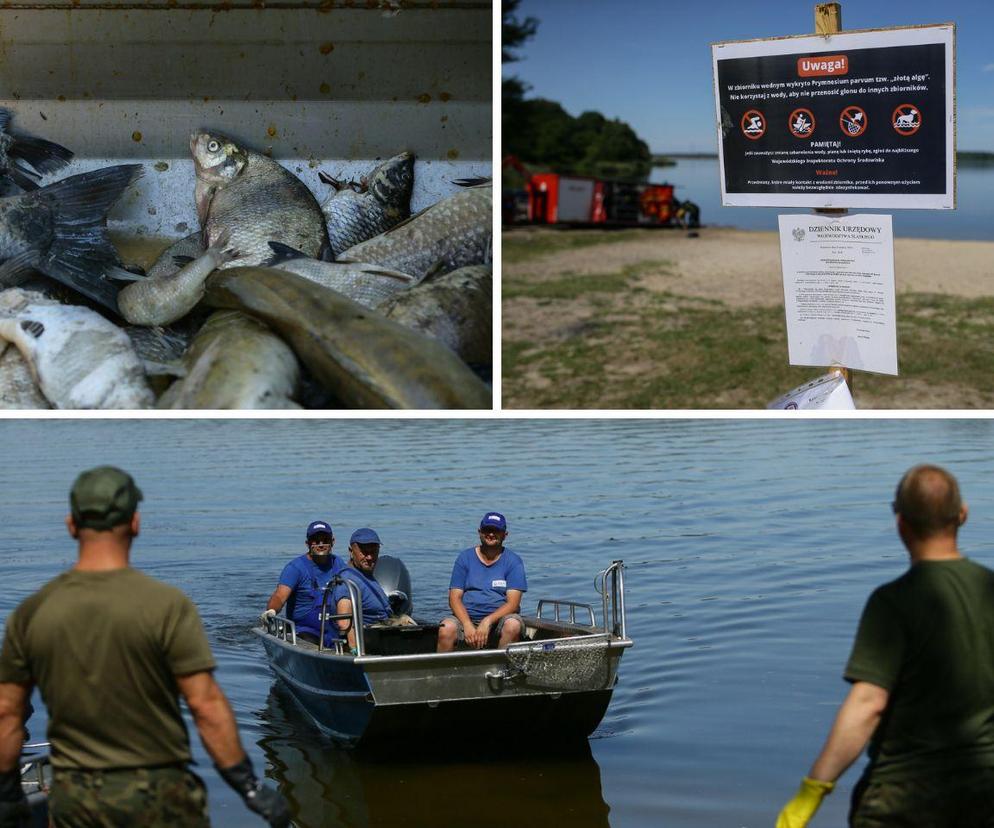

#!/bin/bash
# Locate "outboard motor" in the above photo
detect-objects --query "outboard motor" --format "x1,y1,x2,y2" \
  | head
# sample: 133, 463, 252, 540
374, 554, 413, 616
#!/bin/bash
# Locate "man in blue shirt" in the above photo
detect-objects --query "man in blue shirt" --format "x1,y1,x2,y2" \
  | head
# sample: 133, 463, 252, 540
262, 520, 347, 645
437, 512, 527, 652
333, 528, 415, 651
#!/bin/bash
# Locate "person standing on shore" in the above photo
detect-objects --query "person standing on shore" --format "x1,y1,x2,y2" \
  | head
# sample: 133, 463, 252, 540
776, 464, 994, 827
0, 466, 289, 827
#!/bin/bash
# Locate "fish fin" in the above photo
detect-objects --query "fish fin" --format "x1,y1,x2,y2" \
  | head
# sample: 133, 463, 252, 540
7, 164, 41, 191
318, 170, 343, 190
318, 241, 335, 263
172, 255, 196, 267
267, 241, 309, 264
0, 249, 41, 287
33, 164, 144, 311
19, 319, 44, 339
0, 109, 10, 132
105, 264, 145, 283
366, 268, 418, 284
9, 134, 74, 174
452, 176, 491, 188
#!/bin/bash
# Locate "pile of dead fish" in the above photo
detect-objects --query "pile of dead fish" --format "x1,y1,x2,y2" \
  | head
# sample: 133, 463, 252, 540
0, 111, 492, 409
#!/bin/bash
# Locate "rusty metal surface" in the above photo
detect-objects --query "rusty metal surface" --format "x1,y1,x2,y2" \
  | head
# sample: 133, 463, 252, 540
0, 3, 491, 234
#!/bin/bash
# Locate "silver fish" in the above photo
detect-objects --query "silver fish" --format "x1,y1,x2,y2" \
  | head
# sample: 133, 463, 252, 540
338, 181, 491, 281
0, 288, 154, 409
157, 310, 301, 410
191, 131, 329, 266
0, 342, 49, 409
145, 231, 204, 281
117, 230, 238, 326
377, 265, 491, 366
203, 266, 492, 410
0, 164, 143, 311
0, 109, 73, 193
266, 242, 417, 309
320, 151, 414, 256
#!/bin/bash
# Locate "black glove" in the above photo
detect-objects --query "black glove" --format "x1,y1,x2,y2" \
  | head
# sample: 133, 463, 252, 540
217, 756, 291, 828
0, 769, 29, 828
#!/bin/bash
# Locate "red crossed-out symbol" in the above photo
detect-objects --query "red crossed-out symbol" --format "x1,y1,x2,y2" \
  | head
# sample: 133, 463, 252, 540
892, 104, 921, 136
741, 110, 766, 140
840, 106, 867, 137
789, 108, 816, 138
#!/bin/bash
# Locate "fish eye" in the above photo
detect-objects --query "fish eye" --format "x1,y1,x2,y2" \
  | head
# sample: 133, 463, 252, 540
207, 140, 220, 153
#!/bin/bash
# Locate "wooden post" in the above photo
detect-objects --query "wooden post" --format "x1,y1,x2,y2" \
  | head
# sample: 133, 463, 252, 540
813, 2, 853, 394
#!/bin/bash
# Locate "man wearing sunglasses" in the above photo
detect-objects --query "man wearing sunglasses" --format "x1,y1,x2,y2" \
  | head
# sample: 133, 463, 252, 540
262, 520, 346, 646
332, 528, 415, 652
437, 512, 527, 652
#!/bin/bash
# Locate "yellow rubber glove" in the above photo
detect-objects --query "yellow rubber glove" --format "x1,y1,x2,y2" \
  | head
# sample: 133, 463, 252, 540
775, 777, 835, 828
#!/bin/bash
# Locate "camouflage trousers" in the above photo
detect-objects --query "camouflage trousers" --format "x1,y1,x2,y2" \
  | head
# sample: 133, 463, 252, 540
50, 765, 210, 827
850, 767, 994, 827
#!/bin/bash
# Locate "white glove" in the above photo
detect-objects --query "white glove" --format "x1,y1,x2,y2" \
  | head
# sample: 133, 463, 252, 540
260, 608, 276, 627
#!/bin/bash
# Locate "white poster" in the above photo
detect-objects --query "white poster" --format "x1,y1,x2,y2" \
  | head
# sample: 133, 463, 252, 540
778, 214, 897, 376
767, 372, 855, 410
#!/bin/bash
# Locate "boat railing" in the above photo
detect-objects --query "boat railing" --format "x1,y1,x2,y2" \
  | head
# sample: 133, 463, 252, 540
264, 614, 299, 646
594, 560, 627, 639
317, 577, 365, 656
536, 599, 596, 627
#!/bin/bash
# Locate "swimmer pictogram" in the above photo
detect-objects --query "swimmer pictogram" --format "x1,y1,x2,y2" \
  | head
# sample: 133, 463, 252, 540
892, 104, 921, 136
741, 109, 766, 140
839, 106, 867, 137
789, 108, 816, 138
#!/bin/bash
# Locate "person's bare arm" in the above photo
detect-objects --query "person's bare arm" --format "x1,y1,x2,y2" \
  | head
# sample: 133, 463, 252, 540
0, 683, 29, 773
266, 585, 292, 614
176, 670, 245, 768
448, 588, 480, 647
809, 681, 889, 781
336, 597, 356, 650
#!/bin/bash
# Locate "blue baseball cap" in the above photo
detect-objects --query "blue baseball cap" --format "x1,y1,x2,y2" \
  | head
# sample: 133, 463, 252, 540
306, 520, 334, 539
479, 512, 507, 531
350, 527, 381, 545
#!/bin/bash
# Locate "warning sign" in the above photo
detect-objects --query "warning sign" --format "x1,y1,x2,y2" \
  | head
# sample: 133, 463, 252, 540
711, 24, 954, 209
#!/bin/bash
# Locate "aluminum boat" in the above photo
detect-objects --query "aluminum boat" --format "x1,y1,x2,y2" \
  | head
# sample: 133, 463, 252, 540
254, 560, 632, 748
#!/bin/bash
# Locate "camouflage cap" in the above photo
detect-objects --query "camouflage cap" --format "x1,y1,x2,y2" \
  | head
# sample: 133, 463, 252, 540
69, 466, 143, 531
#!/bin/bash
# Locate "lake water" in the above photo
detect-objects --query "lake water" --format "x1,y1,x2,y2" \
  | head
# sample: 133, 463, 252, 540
4, 418, 994, 827
652, 157, 994, 240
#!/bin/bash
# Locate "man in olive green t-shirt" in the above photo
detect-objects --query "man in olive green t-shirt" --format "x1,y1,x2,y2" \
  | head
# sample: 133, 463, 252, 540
777, 464, 994, 828
0, 466, 290, 827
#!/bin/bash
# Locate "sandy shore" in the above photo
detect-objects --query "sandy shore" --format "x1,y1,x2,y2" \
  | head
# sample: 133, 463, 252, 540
503, 226, 994, 307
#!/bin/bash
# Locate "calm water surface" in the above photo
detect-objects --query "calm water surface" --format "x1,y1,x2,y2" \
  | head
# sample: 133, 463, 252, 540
4, 419, 994, 827
653, 157, 994, 240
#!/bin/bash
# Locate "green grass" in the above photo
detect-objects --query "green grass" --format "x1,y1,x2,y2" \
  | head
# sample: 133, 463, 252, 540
503, 291, 994, 409
503, 260, 670, 301
502, 229, 665, 264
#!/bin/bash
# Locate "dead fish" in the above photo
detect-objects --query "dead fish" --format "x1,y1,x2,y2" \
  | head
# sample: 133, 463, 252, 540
0, 342, 50, 409
377, 265, 491, 366
0, 109, 73, 192
0, 288, 154, 409
0, 164, 143, 311
267, 241, 417, 309
320, 151, 414, 256
124, 324, 192, 376
338, 181, 491, 281
191, 131, 329, 266
117, 230, 239, 326
157, 310, 301, 410
145, 231, 204, 280
203, 266, 492, 409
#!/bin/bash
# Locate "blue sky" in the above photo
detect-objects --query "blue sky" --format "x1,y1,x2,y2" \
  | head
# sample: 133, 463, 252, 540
506, 0, 994, 153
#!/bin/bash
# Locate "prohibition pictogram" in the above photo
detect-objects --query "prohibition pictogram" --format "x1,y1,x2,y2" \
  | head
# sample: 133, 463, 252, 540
892, 103, 921, 136
789, 108, 816, 138
839, 106, 867, 137
741, 109, 766, 140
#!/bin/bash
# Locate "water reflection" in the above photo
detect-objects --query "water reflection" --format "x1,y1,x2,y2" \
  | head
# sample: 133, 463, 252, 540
256, 682, 612, 828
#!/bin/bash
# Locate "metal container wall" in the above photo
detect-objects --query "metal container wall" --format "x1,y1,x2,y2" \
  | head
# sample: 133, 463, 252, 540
0, 0, 492, 237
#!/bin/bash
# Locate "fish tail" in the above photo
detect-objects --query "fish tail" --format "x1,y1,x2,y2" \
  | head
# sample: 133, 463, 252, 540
10, 134, 74, 174
35, 164, 144, 311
